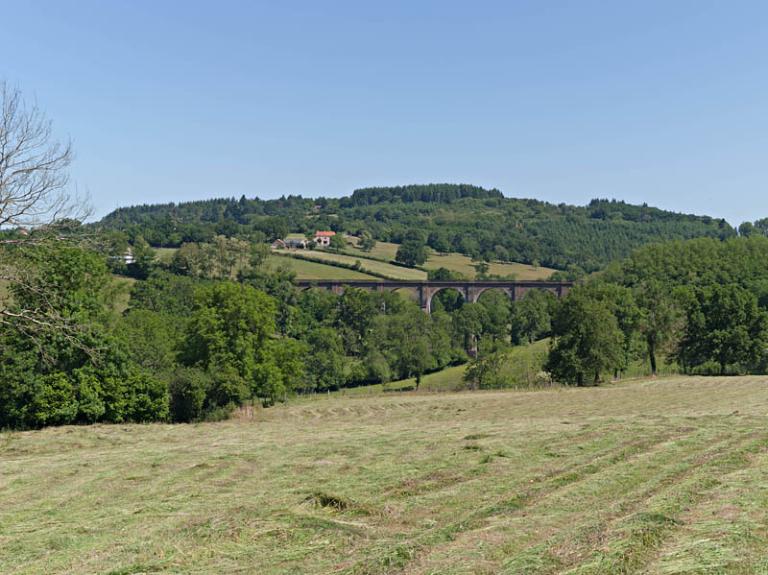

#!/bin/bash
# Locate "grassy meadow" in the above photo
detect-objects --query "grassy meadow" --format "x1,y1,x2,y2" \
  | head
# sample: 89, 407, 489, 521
345, 238, 557, 280
149, 240, 557, 282
281, 249, 427, 280
337, 339, 551, 396
266, 254, 378, 281
4, 376, 768, 574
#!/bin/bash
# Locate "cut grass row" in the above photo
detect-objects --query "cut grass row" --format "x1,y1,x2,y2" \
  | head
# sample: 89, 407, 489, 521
266, 253, 378, 280
152, 240, 558, 282
276, 249, 428, 280
3, 376, 768, 573
344, 237, 557, 280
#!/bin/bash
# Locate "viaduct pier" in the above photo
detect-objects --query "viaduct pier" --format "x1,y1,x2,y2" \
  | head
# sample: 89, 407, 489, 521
294, 279, 573, 313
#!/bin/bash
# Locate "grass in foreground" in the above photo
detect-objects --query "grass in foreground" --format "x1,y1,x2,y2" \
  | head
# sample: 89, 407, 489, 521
4, 376, 768, 574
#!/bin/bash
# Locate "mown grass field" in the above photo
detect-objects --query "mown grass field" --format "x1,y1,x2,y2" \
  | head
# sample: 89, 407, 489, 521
345, 238, 557, 280
266, 254, 378, 281
150, 241, 556, 281
4, 376, 768, 574
280, 249, 428, 281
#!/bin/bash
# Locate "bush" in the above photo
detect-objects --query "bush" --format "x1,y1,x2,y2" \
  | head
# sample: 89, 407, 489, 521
123, 373, 169, 422
206, 364, 248, 410
30, 373, 78, 427
73, 370, 107, 423
169, 368, 209, 422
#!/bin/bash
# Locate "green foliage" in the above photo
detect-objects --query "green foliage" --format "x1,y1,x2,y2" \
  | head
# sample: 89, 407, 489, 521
178, 282, 276, 379
30, 373, 79, 427
169, 367, 209, 423
395, 238, 428, 267
304, 327, 347, 391
170, 235, 252, 280
676, 284, 768, 375
122, 373, 169, 422
115, 309, 180, 375
252, 338, 308, 405
129, 270, 203, 316
359, 232, 376, 252
9, 243, 114, 321
510, 289, 555, 344
464, 351, 506, 390
546, 288, 625, 385
328, 233, 346, 252
635, 280, 683, 375
126, 236, 155, 279
206, 364, 248, 409
98, 185, 735, 272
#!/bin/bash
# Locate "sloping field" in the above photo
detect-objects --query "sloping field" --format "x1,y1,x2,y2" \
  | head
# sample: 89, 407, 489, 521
279, 250, 427, 280
425, 252, 557, 280
266, 254, 378, 280
338, 340, 551, 397
3, 377, 768, 574
345, 238, 557, 280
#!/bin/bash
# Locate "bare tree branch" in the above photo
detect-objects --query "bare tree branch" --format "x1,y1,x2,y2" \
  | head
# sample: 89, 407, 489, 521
0, 82, 99, 355
0, 81, 89, 228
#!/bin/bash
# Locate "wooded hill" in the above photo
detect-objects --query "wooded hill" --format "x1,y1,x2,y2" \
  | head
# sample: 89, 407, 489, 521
99, 184, 735, 272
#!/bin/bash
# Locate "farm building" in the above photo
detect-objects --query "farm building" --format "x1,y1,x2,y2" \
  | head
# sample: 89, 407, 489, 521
273, 234, 308, 249
314, 230, 336, 247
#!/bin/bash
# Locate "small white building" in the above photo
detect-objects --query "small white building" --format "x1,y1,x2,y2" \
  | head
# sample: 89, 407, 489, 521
314, 231, 336, 247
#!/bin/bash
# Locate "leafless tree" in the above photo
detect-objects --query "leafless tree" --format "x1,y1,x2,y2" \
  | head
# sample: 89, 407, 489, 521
0, 81, 87, 229
0, 82, 95, 354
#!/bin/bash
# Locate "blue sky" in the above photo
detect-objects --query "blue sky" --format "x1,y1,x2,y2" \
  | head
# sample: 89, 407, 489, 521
2, 1, 767, 224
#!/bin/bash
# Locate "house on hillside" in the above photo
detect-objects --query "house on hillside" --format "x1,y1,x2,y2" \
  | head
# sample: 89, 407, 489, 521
314, 230, 336, 247
273, 235, 308, 249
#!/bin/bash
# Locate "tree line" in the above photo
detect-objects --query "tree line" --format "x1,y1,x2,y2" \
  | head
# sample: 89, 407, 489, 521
97, 186, 736, 272
1, 230, 523, 427
7, 232, 768, 429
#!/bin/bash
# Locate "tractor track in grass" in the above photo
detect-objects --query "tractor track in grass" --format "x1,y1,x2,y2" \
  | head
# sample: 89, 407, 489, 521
338, 423, 704, 574
341, 420, 767, 575
7, 378, 768, 574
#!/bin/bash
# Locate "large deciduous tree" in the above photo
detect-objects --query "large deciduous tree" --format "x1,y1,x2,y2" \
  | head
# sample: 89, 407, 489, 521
546, 290, 624, 385
676, 284, 768, 375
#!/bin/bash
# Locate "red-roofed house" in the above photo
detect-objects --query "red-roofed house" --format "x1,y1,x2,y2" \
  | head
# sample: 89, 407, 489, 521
314, 230, 336, 247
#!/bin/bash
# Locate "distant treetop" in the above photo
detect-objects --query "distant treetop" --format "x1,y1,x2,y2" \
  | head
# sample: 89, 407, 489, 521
346, 184, 503, 206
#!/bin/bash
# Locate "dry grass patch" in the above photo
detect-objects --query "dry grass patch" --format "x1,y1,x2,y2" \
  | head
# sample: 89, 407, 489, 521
3, 377, 768, 573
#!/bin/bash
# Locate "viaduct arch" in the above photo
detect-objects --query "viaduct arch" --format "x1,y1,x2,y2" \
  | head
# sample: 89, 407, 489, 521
294, 280, 573, 313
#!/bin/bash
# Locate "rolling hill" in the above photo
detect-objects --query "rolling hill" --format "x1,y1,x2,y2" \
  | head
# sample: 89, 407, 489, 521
98, 184, 735, 272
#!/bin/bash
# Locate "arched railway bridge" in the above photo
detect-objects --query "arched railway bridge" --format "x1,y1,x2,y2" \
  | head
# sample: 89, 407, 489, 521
294, 279, 573, 313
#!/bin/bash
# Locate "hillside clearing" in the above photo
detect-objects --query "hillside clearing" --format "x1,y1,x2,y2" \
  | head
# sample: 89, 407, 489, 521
345, 238, 557, 280
3, 376, 768, 574
337, 339, 552, 396
278, 249, 428, 280
266, 254, 378, 280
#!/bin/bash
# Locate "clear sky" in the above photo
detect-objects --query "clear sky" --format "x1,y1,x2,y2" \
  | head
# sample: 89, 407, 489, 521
2, 1, 767, 224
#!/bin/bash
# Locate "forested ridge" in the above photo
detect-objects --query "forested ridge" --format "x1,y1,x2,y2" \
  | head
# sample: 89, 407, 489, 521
98, 184, 735, 272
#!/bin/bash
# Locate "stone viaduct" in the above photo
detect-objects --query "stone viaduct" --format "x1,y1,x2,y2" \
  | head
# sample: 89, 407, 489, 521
294, 280, 573, 313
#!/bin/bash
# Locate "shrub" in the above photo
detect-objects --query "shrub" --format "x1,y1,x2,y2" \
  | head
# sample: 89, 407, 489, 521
169, 368, 209, 423
123, 373, 169, 422
30, 373, 78, 427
